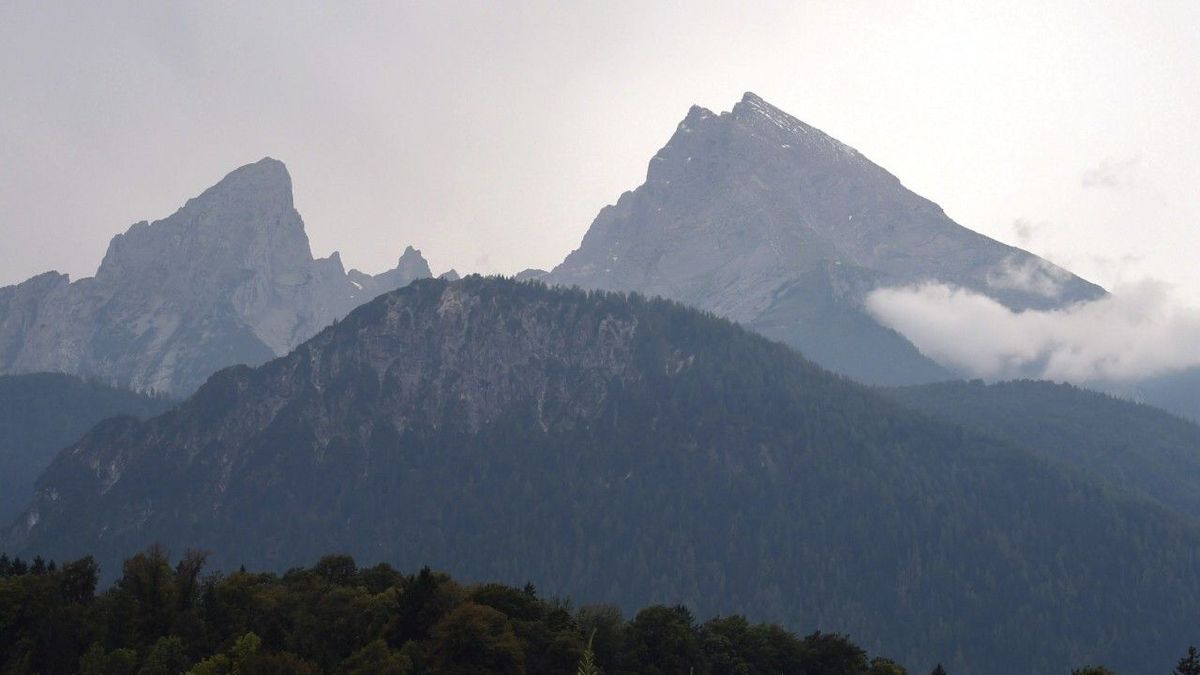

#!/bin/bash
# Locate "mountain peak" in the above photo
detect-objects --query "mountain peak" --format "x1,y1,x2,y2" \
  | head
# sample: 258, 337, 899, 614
97, 157, 307, 285
199, 157, 293, 206
549, 90, 1106, 385
395, 245, 432, 278
739, 90, 770, 106
730, 91, 819, 139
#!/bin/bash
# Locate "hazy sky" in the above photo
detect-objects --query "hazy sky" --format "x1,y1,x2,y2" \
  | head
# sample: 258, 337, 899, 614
2, 1, 1198, 304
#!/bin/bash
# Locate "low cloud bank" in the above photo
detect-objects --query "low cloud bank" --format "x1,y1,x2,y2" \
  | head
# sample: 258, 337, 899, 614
865, 281, 1200, 383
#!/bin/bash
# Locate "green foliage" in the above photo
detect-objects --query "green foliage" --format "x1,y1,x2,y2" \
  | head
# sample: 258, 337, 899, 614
1, 547, 923, 675
139, 636, 189, 675
1070, 666, 1115, 675
868, 656, 909, 674
79, 643, 138, 675
623, 605, 702, 675
338, 639, 412, 675
428, 602, 525, 675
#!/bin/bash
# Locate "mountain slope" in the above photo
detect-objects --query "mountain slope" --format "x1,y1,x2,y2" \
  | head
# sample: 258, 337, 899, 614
548, 93, 1104, 384
0, 373, 175, 526
0, 158, 431, 395
884, 379, 1200, 522
8, 276, 1200, 675
1097, 367, 1200, 424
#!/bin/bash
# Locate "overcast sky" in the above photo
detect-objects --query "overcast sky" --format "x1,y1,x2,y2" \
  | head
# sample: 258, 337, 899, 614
2, 1, 1198, 303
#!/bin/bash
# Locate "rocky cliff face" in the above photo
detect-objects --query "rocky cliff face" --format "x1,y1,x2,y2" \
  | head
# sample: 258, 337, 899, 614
0, 158, 431, 395
548, 93, 1105, 384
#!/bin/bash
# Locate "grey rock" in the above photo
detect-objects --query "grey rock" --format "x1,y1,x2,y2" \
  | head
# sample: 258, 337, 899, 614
548, 93, 1105, 384
0, 158, 432, 395
347, 245, 435, 302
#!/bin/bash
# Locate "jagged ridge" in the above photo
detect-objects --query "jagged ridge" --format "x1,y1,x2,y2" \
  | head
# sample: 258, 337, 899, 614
0, 159, 433, 395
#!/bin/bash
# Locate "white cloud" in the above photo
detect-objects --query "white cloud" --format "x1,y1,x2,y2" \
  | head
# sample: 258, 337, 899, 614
865, 281, 1200, 383
985, 255, 1071, 298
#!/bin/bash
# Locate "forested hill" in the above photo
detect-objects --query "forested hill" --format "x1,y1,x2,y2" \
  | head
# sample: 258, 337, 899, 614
0, 373, 175, 525
8, 276, 1200, 674
883, 379, 1200, 521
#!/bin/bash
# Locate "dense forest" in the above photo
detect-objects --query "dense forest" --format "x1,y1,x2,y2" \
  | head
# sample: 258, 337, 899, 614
0, 373, 175, 525
3, 547, 1181, 675
883, 379, 1200, 521
11, 277, 1200, 674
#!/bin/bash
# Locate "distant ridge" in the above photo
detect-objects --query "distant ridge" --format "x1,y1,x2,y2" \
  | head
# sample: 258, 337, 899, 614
0, 372, 175, 525
0, 159, 432, 395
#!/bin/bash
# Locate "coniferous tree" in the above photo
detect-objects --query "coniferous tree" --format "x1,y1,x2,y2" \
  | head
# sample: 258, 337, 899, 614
931, 665, 948, 675
1176, 646, 1200, 675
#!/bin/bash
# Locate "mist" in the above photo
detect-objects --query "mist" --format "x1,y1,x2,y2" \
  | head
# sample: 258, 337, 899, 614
865, 281, 1200, 383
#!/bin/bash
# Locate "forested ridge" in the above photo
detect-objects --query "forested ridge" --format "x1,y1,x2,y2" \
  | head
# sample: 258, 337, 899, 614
0, 373, 175, 525
883, 379, 1200, 520
10, 278, 1200, 674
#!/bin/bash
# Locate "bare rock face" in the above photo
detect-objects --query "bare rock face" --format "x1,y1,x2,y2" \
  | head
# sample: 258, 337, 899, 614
548, 93, 1105, 384
0, 158, 431, 395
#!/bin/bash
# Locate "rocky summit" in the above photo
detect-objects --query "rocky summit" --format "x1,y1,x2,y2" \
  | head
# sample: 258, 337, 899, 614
548, 93, 1105, 384
0, 158, 431, 395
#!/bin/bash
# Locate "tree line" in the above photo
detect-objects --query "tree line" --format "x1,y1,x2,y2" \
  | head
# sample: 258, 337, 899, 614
3, 548, 1196, 674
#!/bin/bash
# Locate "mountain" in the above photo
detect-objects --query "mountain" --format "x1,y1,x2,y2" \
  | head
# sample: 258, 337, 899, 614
547, 93, 1105, 385
0, 373, 175, 526
884, 379, 1200, 521
9, 276, 1200, 675
0, 158, 432, 396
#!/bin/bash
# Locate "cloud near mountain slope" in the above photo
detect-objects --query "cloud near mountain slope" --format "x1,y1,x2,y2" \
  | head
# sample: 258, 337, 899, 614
866, 279, 1200, 382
